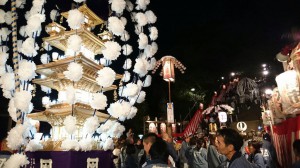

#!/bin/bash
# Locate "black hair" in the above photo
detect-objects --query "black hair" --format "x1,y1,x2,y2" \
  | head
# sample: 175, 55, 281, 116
189, 136, 197, 146
149, 138, 169, 163
263, 133, 271, 142
217, 128, 243, 152
142, 133, 158, 144
293, 139, 300, 156
248, 140, 262, 154
126, 143, 136, 155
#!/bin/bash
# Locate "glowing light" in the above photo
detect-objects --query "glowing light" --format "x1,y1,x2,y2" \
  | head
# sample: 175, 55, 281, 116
262, 64, 267, 67
263, 70, 269, 75
231, 72, 235, 76
221, 76, 224, 80
265, 88, 273, 96
191, 88, 195, 92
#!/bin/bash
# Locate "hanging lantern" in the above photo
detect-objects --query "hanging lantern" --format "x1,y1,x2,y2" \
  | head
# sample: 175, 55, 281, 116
162, 56, 175, 82
218, 111, 227, 123
45, 22, 66, 36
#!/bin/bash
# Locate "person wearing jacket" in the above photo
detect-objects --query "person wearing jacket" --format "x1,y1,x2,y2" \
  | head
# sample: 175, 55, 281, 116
248, 140, 265, 168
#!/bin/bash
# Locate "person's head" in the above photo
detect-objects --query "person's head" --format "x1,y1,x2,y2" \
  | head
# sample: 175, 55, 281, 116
197, 138, 206, 149
209, 134, 217, 146
293, 139, 300, 157
184, 134, 192, 143
215, 128, 243, 160
189, 136, 197, 146
149, 138, 169, 163
248, 140, 262, 154
263, 133, 271, 142
126, 143, 136, 155
161, 132, 172, 143
142, 133, 158, 155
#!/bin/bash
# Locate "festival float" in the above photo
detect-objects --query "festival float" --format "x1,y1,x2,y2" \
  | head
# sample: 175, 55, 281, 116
0, 0, 159, 167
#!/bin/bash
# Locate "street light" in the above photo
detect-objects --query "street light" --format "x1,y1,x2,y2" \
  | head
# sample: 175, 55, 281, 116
152, 55, 186, 135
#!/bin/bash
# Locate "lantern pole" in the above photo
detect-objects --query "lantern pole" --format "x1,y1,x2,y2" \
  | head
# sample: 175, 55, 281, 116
168, 80, 171, 102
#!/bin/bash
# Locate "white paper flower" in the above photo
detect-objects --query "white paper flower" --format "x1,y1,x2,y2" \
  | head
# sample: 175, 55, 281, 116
102, 138, 114, 151
120, 30, 130, 41
41, 85, 51, 93
79, 138, 94, 152
61, 139, 80, 151
127, 106, 137, 119
122, 71, 130, 82
0, 52, 8, 66
0, 9, 5, 23
123, 58, 132, 70
50, 9, 58, 21
107, 121, 125, 138
107, 101, 131, 121
148, 57, 157, 71
14, 90, 32, 112
97, 120, 116, 133
134, 57, 149, 77
0, 0, 8, 5
3, 153, 29, 168
63, 115, 77, 135
6, 124, 27, 150
125, 0, 134, 12
138, 33, 148, 49
0, 28, 11, 41
4, 11, 12, 25
149, 26, 158, 41
40, 53, 50, 64
145, 10, 157, 24
25, 140, 43, 152
102, 41, 122, 61
110, 0, 126, 14
8, 99, 17, 122
144, 75, 152, 87
26, 13, 45, 35
96, 67, 116, 87
67, 35, 82, 52
18, 60, 37, 81
21, 37, 39, 57
135, 12, 147, 27
82, 116, 99, 134
122, 44, 133, 56
63, 62, 83, 82
0, 73, 15, 91
124, 83, 139, 97
120, 17, 127, 26
90, 93, 107, 110
108, 16, 125, 36
67, 9, 84, 29
135, 0, 150, 11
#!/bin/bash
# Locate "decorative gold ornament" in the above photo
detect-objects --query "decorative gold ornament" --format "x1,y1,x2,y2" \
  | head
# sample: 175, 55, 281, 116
45, 22, 66, 36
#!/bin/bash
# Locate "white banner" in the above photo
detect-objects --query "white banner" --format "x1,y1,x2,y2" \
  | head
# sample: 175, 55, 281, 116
167, 103, 174, 123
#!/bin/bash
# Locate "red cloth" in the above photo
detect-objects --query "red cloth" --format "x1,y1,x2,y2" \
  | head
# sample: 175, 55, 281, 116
271, 115, 300, 168
182, 109, 203, 137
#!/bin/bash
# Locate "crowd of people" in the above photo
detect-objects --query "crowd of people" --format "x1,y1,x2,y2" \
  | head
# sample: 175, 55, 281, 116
112, 127, 300, 168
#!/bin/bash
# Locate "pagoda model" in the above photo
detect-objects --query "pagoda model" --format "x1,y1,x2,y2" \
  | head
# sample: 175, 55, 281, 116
27, 4, 121, 143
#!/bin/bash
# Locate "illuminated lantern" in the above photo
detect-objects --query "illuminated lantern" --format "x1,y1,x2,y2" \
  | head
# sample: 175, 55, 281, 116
162, 56, 176, 82
171, 124, 176, 133
149, 123, 157, 133
160, 123, 166, 133
218, 112, 227, 123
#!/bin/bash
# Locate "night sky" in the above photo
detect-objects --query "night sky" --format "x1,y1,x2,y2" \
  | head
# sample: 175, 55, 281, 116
1, 0, 300, 137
